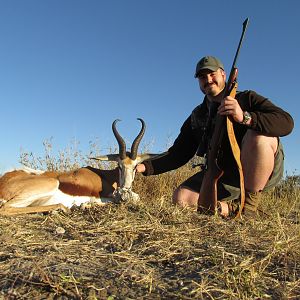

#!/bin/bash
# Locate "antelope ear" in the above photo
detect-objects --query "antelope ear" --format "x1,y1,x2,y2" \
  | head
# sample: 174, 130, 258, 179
90, 154, 120, 162
137, 152, 168, 163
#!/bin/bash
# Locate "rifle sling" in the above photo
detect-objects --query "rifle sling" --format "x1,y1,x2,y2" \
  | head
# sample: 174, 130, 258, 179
226, 83, 245, 218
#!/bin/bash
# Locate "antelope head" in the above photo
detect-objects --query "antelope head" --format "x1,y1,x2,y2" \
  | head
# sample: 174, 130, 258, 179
91, 118, 161, 202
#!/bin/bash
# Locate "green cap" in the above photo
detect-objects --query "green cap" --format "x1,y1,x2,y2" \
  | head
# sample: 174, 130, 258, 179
194, 56, 224, 78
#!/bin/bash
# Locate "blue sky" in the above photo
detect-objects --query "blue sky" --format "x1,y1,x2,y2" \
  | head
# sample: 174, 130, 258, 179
0, 0, 299, 175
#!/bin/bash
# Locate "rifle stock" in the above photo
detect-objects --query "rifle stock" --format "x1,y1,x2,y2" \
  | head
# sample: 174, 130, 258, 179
198, 19, 249, 215
198, 114, 226, 213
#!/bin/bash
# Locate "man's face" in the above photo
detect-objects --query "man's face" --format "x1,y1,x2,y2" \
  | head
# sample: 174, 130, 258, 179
197, 68, 226, 97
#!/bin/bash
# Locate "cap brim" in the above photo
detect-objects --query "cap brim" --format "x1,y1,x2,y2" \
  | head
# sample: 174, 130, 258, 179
194, 66, 219, 78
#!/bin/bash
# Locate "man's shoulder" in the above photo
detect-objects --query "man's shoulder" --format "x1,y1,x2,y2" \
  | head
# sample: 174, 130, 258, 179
236, 89, 261, 99
190, 100, 208, 130
191, 98, 208, 115
236, 89, 250, 97
236, 90, 264, 105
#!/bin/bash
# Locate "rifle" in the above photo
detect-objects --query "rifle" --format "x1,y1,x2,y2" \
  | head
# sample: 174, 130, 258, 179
197, 18, 249, 217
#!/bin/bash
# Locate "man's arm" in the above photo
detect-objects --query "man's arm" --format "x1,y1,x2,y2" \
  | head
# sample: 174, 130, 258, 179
237, 90, 294, 137
137, 116, 199, 176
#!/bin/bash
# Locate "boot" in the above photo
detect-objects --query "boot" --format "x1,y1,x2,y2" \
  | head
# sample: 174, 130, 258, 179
243, 190, 262, 219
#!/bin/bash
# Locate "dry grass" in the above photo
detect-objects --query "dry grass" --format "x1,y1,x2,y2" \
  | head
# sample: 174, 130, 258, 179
0, 142, 299, 299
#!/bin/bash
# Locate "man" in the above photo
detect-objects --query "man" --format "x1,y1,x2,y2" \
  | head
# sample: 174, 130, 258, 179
136, 56, 294, 218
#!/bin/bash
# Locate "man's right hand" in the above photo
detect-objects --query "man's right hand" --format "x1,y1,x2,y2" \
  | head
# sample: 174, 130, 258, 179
136, 164, 146, 173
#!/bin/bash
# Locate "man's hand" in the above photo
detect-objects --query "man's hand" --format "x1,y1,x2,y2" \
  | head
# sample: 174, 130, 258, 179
217, 96, 243, 123
136, 164, 146, 173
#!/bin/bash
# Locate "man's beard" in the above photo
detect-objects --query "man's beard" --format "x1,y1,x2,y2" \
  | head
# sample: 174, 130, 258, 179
201, 82, 225, 97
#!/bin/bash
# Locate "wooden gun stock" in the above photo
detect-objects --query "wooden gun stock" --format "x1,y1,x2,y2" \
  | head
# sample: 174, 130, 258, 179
198, 111, 227, 213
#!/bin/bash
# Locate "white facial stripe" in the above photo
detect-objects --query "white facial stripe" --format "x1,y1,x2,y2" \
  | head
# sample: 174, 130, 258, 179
118, 157, 139, 189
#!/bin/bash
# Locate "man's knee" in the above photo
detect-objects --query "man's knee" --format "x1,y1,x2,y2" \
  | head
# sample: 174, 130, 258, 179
172, 186, 198, 209
242, 130, 278, 154
241, 130, 279, 192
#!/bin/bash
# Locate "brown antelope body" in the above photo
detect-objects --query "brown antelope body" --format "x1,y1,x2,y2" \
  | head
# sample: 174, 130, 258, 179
0, 118, 157, 216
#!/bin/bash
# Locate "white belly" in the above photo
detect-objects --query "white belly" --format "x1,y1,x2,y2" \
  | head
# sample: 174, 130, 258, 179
39, 190, 114, 208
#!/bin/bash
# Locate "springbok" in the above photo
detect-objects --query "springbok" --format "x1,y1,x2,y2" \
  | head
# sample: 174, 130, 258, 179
0, 118, 158, 216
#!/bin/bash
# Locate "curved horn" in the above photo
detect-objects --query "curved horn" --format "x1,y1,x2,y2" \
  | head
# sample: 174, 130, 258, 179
112, 119, 126, 160
130, 118, 145, 160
